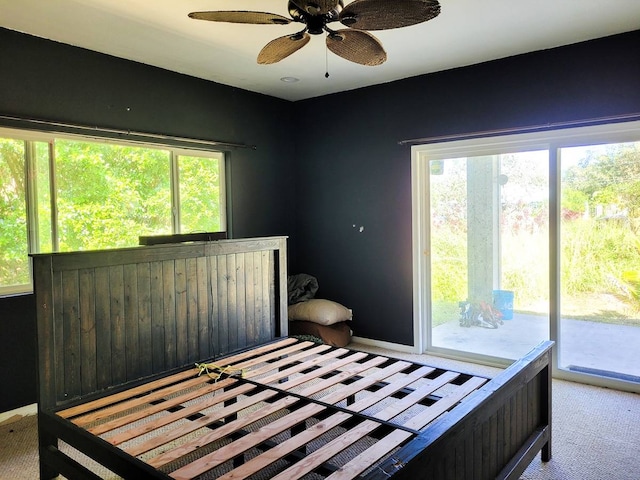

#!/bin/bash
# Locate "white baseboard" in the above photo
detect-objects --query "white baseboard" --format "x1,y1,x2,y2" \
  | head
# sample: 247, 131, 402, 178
350, 336, 419, 354
0, 403, 37, 426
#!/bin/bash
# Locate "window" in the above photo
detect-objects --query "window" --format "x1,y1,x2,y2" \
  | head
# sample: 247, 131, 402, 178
0, 128, 225, 295
412, 119, 640, 390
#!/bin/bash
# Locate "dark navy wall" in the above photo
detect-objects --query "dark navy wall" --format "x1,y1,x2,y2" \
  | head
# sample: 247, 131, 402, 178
292, 30, 640, 345
0, 27, 298, 412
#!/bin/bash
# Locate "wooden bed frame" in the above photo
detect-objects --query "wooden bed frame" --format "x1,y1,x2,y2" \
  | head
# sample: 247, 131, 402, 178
33, 236, 552, 480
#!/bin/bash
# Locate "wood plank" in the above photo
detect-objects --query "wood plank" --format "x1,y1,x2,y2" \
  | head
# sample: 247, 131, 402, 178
269, 418, 384, 480
82, 375, 219, 433
33, 255, 56, 409
109, 382, 258, 447
185, 257, 199, 364
175, 361, 445, 480
334, 365, 435, 414
225, 340, 322, 373
167, 399, 331, 479
239, 343, 334, 378
288, 356, 391, 398
136, 262, 153, 378
217, 364, 433, 480
162, 260, 177, 369
58, 338, 298, 418
94, 266, 112, 391
217, 410, 355, 480
125, 385, 275, 457
59, 370, 203, 419
216, 254, 229, 355
401, 376, 487, 430
198, 255, 211, 359
245, 251, 256, 345
326, 429, 412, 480
174, 258, 188, 367
79, 268, 97, 397
149, 393, 304, 469
123, 263, 140, 381
110, 265, 126, 385
272, 372, 483, 480
53, 268, 65, 403
236, 252, 247, 348
42, 236, 286, 272
257, 351, 368, 388
62, 269, 81, 401
226, 254, 238, 350
259, 250, 271, 341
325, 366, 464, 480
150, 261, 165, 373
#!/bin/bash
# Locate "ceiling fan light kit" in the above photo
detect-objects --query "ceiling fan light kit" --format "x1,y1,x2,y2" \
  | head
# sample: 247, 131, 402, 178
189, 0, 441, 66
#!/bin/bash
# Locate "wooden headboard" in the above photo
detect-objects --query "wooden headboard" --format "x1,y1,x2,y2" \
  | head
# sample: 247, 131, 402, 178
32, 236, 288, 410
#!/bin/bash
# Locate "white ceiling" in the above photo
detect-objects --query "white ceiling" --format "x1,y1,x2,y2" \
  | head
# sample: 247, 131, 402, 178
1, 0, 639, 101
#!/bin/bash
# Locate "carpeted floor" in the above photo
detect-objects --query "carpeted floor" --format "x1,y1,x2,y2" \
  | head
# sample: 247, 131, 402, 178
1, 344, 639, 480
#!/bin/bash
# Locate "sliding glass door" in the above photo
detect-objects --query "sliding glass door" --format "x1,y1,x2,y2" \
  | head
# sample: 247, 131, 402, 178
412, 121, 640, 391
559, 141, 640, 382
425, 150, 549, 360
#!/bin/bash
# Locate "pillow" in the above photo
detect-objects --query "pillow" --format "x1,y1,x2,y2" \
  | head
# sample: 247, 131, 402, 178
289, 320, 352, 348
288, 299, 352, 326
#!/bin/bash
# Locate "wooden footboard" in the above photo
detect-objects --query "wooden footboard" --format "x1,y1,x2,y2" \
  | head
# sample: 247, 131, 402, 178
368, 340, 553, 480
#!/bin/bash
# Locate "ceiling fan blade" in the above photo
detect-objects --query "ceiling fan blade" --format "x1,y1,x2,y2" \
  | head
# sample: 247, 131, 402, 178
188, 11, 292, 25
339, 0, 440, 31
257, 32, 311, 64
291, 0, 340, 15
326, 29, 387, 66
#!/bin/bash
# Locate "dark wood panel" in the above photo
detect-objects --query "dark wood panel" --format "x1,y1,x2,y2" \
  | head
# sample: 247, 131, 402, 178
173, 258, 187, 366
150, 260, 165, 374
62, 269, 80, 402
79, 268, 97, 396
215, 254, 229, 356
196, 256, 210, 360
110, 265, 126, 386
123, 264, 140, 381
136, 262, 153, 378
33, 237, 288, 409
94, 267, 112, 392
162, 260, 177, 369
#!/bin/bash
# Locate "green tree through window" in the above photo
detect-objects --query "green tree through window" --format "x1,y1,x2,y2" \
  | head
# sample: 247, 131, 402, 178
0, 130, 225, 294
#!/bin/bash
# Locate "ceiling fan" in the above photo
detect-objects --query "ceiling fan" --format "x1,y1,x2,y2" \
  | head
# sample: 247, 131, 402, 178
188, 0, 441, 66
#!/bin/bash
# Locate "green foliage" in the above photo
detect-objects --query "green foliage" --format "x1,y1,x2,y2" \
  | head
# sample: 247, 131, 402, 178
179, 155, 222, 233
430, 224, 468, 302
55, 140, 173, 251
0, 138, 29, 286
429, 142, 640, 323
1, 135, 223, 290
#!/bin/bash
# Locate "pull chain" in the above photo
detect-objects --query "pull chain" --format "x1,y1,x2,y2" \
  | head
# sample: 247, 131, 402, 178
325, 37, 330, 78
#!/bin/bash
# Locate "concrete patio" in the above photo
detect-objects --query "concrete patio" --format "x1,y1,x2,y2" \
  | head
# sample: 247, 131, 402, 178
433, 312, 640, 379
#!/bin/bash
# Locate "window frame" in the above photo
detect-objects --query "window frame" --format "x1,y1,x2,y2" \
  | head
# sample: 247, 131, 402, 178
411, 119, 640, 391
0, 126, 226, 296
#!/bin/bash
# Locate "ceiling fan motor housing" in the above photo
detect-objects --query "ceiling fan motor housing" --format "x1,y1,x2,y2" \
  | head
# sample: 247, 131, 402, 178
288, 0, 343, 34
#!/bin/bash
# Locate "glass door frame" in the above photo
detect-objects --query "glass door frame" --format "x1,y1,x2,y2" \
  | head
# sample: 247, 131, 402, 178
412, 120, 640, 393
